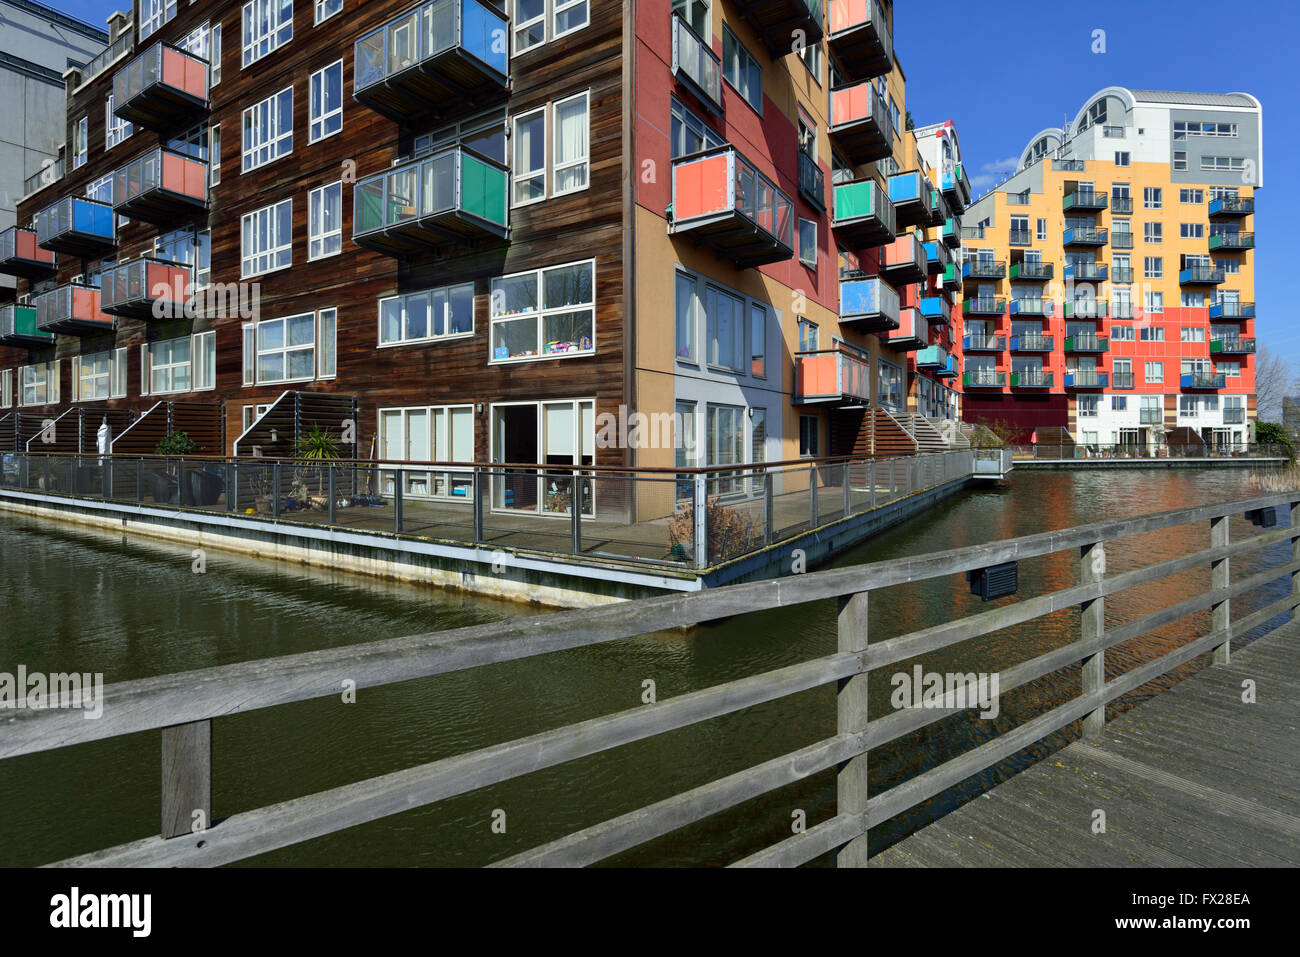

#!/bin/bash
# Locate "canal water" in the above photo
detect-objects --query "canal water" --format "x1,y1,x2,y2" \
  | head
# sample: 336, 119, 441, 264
0, 467, 1291, 866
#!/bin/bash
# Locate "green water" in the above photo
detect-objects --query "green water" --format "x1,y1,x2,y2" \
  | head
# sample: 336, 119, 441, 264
0, 467, 1289, 866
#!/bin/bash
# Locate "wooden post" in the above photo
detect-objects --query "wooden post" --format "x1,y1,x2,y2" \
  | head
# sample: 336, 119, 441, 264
836, 591, 870, 867
1080, 540, 1106, 736
1210, 515, 1231, 664
161, 720, 211, 840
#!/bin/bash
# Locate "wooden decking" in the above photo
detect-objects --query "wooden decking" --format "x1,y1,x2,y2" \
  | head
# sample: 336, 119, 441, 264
870, 619, 1300, 867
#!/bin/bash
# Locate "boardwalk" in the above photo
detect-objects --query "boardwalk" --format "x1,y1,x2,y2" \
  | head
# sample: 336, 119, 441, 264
871, 620, 1300, 867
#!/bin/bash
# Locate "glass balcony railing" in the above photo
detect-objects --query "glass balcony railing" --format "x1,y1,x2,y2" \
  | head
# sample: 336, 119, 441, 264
80, 30, 133, 86
1224, 408, 1246, 424
1140, 409, 1163, 425
963, 369, 1005, 388
1179, 265, 1225, 284
1008, 228, 1032, 247
886, 306, 925, 350
1063, 226, 1107, 246
1110, 266, 1134, 284
1064, 371, 1108, 389
34, 283, 114, 336
1064, 262, 1107, 282
354, 0, 510, 122
1064, 334, 1108, 353
1111, 302, 1134, 319
830, 82, 892, 164
113, 41, 208, 132
922, 239, 953, 275
962, 259, 1005, 280
112, 147, 209, 224
1009, 261, 1052, 281
23, 157, 63, 197
839, 276, 899, 331
1210, 337, 1256, 355
916, 344, 949, 369
1208, 232, 1254, 251
1208, 196, 1253, 218
1009, 297, 1053, 317
100, 257, 193, 318
880, 234, 926, 280
671, 15, 722, 111
887, 171, 927, 226
354, 146, 509, 257
941, 216, 960, 247
1063, 189, 1108, 211
34, 197, 115, 256
0, 226, 56, 278
962, 296, 1005, 316
827, 0, 892, 81
1110, 231, 1134, 250
1010, 370, 1052, 388
942, 163, 970, 206
0, 303, 55, 345
962, 334, 1005, 352
798, 151, 825, 212
1181, 372, 1226, 390
831, 178, 895, 247
794, 349, 871, 404
1010, 334, 1053, 352
1063, 300, 1108, 319
1111, 372, 1135, 389
918, 295, 950, 325
671, 144, 794, 267
1110, 196, 1134, 214
1208, 301, 1254, 320
942, 262, 960, 289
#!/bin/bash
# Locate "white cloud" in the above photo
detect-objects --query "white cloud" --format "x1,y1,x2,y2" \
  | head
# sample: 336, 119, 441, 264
968, 156, 1020, 190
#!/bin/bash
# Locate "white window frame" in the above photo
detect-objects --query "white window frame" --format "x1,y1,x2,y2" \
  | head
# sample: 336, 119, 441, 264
141, 336, 194, 396
308, 181, 342, 260
209, 124, 221, 186
19, 361, 59, 407
551, 90, 590, 197
511, 106, 546, 207
240, 199, 293, 278
314, 0, 342, 24
512, 0, 590, 55
73, 116, 88, 169
105, 96, 132, 150
309, 59, 344, 144
379, 282, 476, 347
798, 218, 817, 267
140, 0, 178, 41
489, 259, 595, 364
377, 405, 476, 500
242, 0, 294, 68
0, 369, 11, 409
242, 86, 294, 172
248, 313, 318, 386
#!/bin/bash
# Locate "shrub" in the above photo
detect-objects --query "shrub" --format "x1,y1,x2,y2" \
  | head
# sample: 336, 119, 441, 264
155, 431, 200, 456
666, 496, 756, 564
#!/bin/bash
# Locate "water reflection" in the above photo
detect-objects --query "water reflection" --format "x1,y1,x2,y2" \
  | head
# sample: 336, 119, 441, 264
0, 468, 1288, 866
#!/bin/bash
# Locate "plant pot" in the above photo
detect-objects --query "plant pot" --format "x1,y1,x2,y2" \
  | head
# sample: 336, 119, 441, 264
187, 468, 225, 507
146, 469, 179, 505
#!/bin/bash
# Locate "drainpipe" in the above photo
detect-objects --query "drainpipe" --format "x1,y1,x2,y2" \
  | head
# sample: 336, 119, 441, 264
622, 0, 637, 492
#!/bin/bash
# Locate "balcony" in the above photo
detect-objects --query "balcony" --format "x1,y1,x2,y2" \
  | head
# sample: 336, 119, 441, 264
1224, 407, 1246, 425
919, 296, 950, 326
963, 369, 1005, 389
1110, 232, 1134, 250
34, 197, 115, 256
916, 344, 949, 369
353, 0, 510, 124
827, 0, 892, 82
942, 163, 971, 207
1110, 196, 1134, 214
1008, 229, 1032, 247
934, 354, 958, 378
888, 172, 930, 228
1010, 370, 1053, 389
1063, 300, 1108, 319
112, 41, 208, 132
1063, 262, 1107, 283
1064, 371, 1108, 389
735, 0, 824, 55
963, 296, 1005, 316
34, 283, 114, 337
1063, 226, 1107, 247
1065, 334, 1108, 353
1111, 372, 1135, 389
926, 187, 952, 228
1179, 265, 1225, 285
942, 262, 960, 290
0, 226, 55, 278
1009, 297, 1053, 317
112, 148, 208, 224
831, 178, 894, 247
962, 259, 1005, 281
1009, 261, 1052, 281
963, 334, 1004, 352
798, 151, 825, 212
1209, 196, 1253, 218
354, 146, 509, 257
99, 257, 192, 319
23, 157, 63, 197
1010, 334, 1053, 352
1210, 337, 1256, 355
829, 82, 892, 165
0, 304, 55, 346
1181, 372, 1226, 390
922, 239, 952, 275
839, 276, 899, 332
671, 145, 794, 267
886, 306, 925, 350
1208, 232, 1254, 251
1140, 409, 1163, 425
1111, 266, 1134, 284
879, 234, 926, 282
1209, 301, 1254, 320
1111, 302, 1134, 319
794, 348, 871, 405
1063, 189, 1107, 212
670, 15, 722, 113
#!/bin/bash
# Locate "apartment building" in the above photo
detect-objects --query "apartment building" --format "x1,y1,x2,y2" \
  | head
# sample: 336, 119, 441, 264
0, 0, 965, 520
958, 86, 1260, 448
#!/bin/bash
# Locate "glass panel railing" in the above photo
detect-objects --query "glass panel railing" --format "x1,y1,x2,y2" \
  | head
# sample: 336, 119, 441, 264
830, 80, 888, 132
354, 146, 509, 237
839, 277, 899, 324
354, 0, 509, 94
0, 304, 54, 343
23, 158, 64, 196
34, 283, 113, 331
34, 197, 115, 247
81, 31, 134, 86
671, 14, 721, 109
113, 148, 209, 208
1011, 334, 1053, 351
829, 0, 892, 56
0, 227, 55, 269
100, 258, 192, 312
113, 41, 208, 110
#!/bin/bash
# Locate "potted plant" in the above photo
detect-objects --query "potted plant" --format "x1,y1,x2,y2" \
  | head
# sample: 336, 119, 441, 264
293, 424, 341, 509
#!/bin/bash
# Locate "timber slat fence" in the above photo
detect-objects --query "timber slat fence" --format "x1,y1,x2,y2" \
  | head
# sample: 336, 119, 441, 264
4, 492, 1298, 867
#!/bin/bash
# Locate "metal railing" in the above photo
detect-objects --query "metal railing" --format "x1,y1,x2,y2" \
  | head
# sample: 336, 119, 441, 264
1010, 443, 1282, 461
354, 146, 509, 239
354, 0, 510, 94
671, 14, 721, 108
798, 151, 825, 210
7, 492, 1298, 867
78, 30, 134, 86
23, 157, 64, 197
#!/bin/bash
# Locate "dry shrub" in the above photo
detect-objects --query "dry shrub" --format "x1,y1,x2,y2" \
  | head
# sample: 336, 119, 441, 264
1249, 464, 1300, 494
667, 496, 757, 564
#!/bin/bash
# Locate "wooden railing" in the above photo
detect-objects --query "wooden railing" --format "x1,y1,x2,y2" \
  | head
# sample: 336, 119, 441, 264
5, 494, 1299, 866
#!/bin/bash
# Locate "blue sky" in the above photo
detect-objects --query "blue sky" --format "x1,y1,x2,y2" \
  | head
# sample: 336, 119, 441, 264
50, 0, 1299, 368
897, 0, 1299, 369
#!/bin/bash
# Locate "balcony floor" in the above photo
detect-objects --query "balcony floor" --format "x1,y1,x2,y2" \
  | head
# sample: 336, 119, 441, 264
115, 189, 207, 227
356, 209, 510, 258
355, 49, 509, 124
116, 88, 207, 134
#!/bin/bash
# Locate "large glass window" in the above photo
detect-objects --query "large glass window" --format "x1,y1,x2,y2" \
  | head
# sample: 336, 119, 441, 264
721, 26, 762, 113
140, 0, 178, 41
309, 60, 343, 142
706, 403, 744, 495
20, 361, 59, 407
242, 86, 293, 171
379, 405, 475, 499
552, 92, 590, 195
308, 182, 342, 260
380, 282, 475, 345
243, 0, 294, 67
675, 270, 696, 361
670, 97, 722, 158
490, 260, 594, 361
241, 199, 292, 277
512, 108, 546, 205
514, 0, 590, 53
706, 286, 744, 372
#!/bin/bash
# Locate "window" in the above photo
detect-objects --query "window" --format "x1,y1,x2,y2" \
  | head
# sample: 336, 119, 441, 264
798, 218, 817, 267
1180, 223, 1204, 239
1143, 292, 1163, 315
797, 35, 821, 80
209, 125, 221, 186
514, 0, 590, 54
1143, 187, 1161, 209
140, 0, 178, 40
1077, 395, 1099, 417
799, 414, 819, 457
72, 350, 125, 401
315, 0, 342, 23
1036, 218, 1047, 241
490, 260, 595, 361
245, 311, 333, 385
1111, 395, 1127, 412
877, 359, 903, 410
243, 87, 293, 172
20, 361, 58, 407
380, 282, 475, 346
309, 60, 343, 142
1173, 151, 1187, 171
243, 0, 294, 67
1181, 326, 1205, 342
552, 91, 590, 195
1201, 155, 1246, 173
721, 26, 762, 113
1175, 121, 1238, 139
1144, 222, 1162, 244
73, 116, 87, 169
1180, 189, 1204, 205
1218, 361, 1241, 378
675, 400, 697, 473
141, 334, 213, 395
1114, 151, 1130, 167
749, 304, 766, 378
675, 270, 696, 361
1179, 396, 1198, 418
193, 332, 216, 390
308, 182, 342, 260
241, 199, 292, 277
379, 405, 475, 497
705, 285, 745, 372
1144, 256, 1162, 279
1216, 257, 1241, 274
672, 0, 708, 37
177, 21, 220, 86
1140, 327, 1164, 345
156, 228, 211, 289
105, 97, 132, 150
1110, 325, 1134, 341
512, 108, 546, 205
706, 404, 745, 494
670, 97, 723, 158
0, 369, 10, 409
798, 317, 818, 352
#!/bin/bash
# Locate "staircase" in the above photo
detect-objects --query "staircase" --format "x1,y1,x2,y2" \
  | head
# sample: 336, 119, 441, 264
895, 413, 951, 454
925, 417, 970, 450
